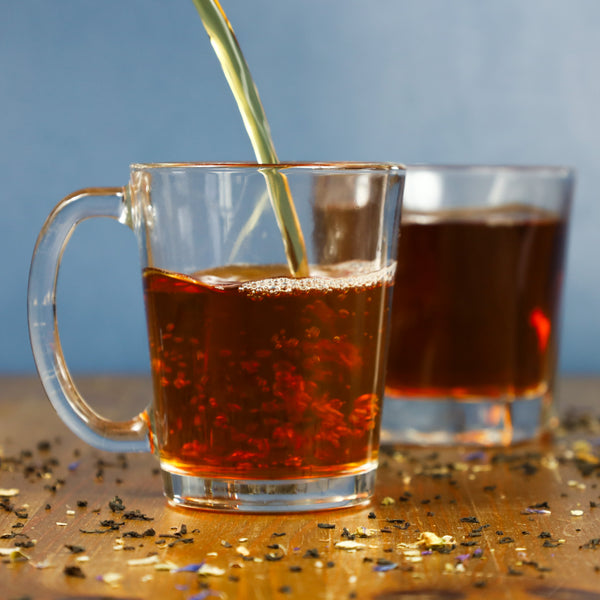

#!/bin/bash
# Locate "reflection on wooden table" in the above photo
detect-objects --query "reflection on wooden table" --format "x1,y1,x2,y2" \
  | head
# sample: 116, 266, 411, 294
0, 376, 599, 599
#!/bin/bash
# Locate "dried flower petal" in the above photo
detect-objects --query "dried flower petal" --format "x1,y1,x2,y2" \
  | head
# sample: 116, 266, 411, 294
416, 531, 456, 551
197, 563, 226, 577
127, 555, 160, 567
172, 562, 205, 573
373, 562, 398, 572
335, 540, 366, 551
0, 547, 28, 561
99, 572, 123, 586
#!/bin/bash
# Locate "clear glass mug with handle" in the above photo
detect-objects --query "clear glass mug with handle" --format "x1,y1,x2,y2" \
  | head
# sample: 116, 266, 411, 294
28, 162, 405, 512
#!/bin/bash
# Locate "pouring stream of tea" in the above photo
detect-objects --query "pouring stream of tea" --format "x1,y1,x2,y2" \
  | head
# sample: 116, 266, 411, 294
192, 0, 309, 277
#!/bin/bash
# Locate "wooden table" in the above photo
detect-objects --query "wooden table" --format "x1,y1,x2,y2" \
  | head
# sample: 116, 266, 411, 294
1, 376, 599, 600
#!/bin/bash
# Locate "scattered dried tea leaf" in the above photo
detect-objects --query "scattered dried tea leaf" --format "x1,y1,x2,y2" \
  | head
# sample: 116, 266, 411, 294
109, 496, 125, 512
264, 550, 285, 562
460, 516, 479, 524
123, 509, 154, 521
123, 528, 156, 538
498, 537, 515, 544
64, 565, 85, 578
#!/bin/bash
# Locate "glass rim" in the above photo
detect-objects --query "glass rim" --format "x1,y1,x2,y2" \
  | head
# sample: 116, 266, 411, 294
130, 161, 406, 172
405, 164, 575, 177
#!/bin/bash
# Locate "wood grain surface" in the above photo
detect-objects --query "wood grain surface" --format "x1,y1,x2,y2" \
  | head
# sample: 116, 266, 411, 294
1, 376, 599, 600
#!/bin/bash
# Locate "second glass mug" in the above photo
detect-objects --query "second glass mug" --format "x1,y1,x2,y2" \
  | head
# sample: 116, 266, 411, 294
28, 162, 405, 512
382, 165, 574, 446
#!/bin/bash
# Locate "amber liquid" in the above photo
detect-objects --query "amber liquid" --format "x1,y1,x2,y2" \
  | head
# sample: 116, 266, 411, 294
143, 263, 393, 479
386, 205, 567, 399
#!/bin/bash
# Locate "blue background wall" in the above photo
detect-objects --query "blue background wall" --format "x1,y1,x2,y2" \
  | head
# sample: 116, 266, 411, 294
2, 0, 599, 373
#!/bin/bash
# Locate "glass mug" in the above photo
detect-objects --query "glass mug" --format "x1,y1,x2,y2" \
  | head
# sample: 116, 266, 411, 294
382, 165, 574, 446
28, 162, 405, 512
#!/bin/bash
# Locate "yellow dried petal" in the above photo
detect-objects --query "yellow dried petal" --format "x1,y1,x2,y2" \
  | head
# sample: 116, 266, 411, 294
416, 531, 456, 550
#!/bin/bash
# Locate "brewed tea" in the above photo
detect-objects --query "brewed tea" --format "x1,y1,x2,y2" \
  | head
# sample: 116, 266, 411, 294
144, 263, 394, 479
386, 204, 567, 399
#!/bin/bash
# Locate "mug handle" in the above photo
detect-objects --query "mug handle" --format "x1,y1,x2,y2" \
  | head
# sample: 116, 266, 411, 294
28, 187, 150, 453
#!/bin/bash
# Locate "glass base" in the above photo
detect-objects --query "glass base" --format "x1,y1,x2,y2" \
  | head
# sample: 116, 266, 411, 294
381, 392, 549, 446
161, 464, 376, 512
